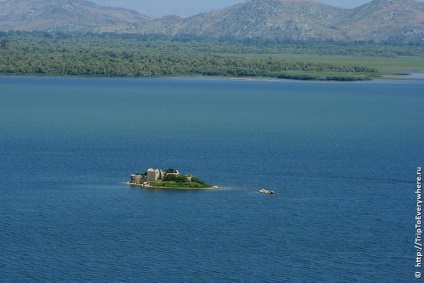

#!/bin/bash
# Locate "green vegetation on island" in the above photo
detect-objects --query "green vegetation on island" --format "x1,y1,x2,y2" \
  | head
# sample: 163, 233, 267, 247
149, 178, 211, 189
1, 31, 423, 81
129, 167, 213, 189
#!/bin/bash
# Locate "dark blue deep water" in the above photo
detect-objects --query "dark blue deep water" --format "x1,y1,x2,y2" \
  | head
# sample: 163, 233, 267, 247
1, 77, 423, 282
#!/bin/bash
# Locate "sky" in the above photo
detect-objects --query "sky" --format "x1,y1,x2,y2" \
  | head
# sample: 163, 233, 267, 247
90, 0, 415, 18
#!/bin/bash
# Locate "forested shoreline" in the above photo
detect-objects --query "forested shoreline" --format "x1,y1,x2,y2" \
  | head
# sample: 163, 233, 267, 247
1, 32, 422, 81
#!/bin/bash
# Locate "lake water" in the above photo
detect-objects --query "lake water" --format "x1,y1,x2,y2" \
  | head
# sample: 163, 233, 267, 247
0, 76, 423, 282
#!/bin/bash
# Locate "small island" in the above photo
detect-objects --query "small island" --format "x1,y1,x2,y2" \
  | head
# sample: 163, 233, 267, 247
128, 168, 217, 189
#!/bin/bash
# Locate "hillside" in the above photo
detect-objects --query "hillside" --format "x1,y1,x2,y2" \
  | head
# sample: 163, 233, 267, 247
141, 0, 346, 41
144, 0, 424, 44
0, 0, 423, 43
340, 0, 424, 43
0, 0, 150, 33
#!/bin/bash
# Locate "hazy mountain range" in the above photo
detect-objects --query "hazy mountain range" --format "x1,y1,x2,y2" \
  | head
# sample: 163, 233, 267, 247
0, 0, 423, 43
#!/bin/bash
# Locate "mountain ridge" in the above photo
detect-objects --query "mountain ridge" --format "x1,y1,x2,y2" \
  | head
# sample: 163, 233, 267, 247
0, 0, 423, 44
0, 0, 151, 33
141, 0, 347, 41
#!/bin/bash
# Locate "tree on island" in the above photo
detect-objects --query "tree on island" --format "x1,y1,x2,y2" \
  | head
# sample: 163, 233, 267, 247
190, 176, 206, 186
166, 168, 178, 173
163, 174, 188, 183
162, 172, 207, 186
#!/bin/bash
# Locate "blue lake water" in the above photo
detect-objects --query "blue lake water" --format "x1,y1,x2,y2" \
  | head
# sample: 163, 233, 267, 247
0, 76, 423, 282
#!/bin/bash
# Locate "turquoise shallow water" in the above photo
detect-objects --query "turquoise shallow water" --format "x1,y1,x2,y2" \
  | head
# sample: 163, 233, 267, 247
0, 76, 423, 282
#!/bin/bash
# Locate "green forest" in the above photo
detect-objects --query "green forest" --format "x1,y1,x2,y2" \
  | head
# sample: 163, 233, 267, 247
1, 31, 423, 81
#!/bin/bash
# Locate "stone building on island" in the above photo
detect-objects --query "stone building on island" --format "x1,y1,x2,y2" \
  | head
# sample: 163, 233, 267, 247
130, 168, 181, 185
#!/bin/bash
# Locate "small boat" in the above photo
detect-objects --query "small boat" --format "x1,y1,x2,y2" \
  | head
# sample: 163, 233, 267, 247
259, 188, 275, 194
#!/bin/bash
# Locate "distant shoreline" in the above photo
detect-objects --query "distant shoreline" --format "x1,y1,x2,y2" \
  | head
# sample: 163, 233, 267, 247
0, 72, 374, 82
379, 73, 424, 81
1, 73, 423, 82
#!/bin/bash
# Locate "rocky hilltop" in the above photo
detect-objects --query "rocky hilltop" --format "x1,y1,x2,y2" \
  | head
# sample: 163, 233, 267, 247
339, 0, 424, 43
0, 0, 423, 44
0, 0, 150, 33
148, 0, 424, 44
142, 0, 347, 41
